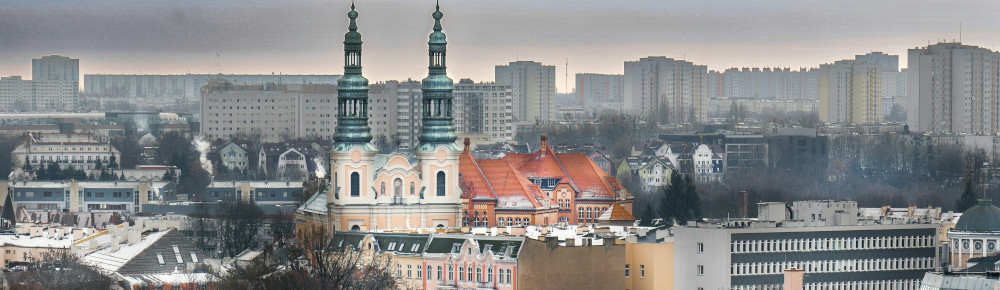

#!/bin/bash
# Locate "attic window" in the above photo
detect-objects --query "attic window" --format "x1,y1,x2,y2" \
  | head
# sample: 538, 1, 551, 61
412, 244, 420, 252
173, 245, 183, 264
399, 243, 406, 252
156, 253, 165, 265
190, 252, 199, 263
388, 242, 396, 251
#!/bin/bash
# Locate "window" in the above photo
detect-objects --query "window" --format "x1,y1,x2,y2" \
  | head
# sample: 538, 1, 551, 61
476, 267, 482, 282
697, 265, 704, 276
488, 267, 493, 282
436, 171, 446, 196
407, 265, 412, 278
625, 264, 630, 278
640, 265, 645, 278
417, 266, 422, 279
350, 172, 360, 196
156, 253, 165, 265
506, 269, 512, 284
467, 266, 473, 281
459, 266, 464, 281
437, 266, 443, 281
698, 242, 704, 253
448, 265, 454, 281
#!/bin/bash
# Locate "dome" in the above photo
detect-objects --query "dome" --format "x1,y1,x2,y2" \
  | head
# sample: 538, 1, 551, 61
955, 199, 1000, 232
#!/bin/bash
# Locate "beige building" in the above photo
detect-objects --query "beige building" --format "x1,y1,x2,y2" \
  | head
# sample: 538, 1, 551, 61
908, 42, 1000, 135
624, 229, 674, 290
200, 81, 337, 142
11, 133, 120, 171
818, 59, 883, 125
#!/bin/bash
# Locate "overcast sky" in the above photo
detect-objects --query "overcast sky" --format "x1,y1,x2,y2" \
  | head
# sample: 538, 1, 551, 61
2, 0, 999, 93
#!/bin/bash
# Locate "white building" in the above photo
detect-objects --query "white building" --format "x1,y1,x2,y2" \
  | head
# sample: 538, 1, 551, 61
692, 144, 723, 183
11, 133, 120, 171
721, 67, 819, 101
495, 61, 557, 123
199, 82, 337, 142
908, 42, 1000, 135
84, 73, 340, 100
33, 55, 79, 83
576, 73, 624, 111
0, 76, 79, 112
454, 79, 515, 144
623, 56, 709, 124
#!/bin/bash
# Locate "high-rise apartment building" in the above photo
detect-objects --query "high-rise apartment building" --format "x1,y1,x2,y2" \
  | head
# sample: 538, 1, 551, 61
818, 59, 883, 124
495, 61, 556, 123
33, 55, 79, 82
454, 79, 515, 144
576, 73, 624, 112
199, 82, 337, 142
722, 67, 819, 101
907, 42, 1000, 134
623, 56, 709, 124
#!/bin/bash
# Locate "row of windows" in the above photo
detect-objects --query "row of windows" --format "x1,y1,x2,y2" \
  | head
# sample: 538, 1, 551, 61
578, 207, 609, 223
730, 257, 934, 276
624, 264, 646, 279
730, 235, 935, 253
730, 279, 922, 290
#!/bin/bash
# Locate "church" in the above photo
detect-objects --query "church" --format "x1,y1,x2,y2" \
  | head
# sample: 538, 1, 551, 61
296, 3, 465, 234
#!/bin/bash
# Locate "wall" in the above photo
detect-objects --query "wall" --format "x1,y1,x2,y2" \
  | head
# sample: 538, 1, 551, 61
517, 238, 625, 289
625, 239, 674, 290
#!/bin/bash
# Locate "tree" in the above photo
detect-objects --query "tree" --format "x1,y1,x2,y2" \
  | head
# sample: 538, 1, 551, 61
7, 250, 113, 290
957, 179, 979, 212
217, 200, 265, 258
293, 227, 404, 290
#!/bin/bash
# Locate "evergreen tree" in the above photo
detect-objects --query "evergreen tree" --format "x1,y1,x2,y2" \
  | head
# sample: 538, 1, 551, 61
682, 174, 701, 221
638, 202, 656, 226
659, 171, 684, 226
957, 179, 979, 212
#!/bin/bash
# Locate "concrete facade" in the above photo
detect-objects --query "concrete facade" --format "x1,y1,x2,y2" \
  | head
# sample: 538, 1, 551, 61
495, 61, 557, 123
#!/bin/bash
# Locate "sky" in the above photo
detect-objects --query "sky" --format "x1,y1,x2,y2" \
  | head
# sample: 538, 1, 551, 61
2, 0, 1000, 93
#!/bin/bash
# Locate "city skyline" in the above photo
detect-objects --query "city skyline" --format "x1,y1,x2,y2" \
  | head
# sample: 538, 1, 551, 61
3, 0, 1000, 93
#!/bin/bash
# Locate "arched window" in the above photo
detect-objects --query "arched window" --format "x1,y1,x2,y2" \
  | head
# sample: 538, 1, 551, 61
350, 172, 360, 196
467, 266, 473, 281
410, 182, 415, 196
476, 267, 482, 282
448, 264, 454, 281
459, 266, 465, 281
488, 267, 493, 282
437, 266, 442, 281
436, 171, 446, 196
394, 178, 403, 197
380, 182, 385, 197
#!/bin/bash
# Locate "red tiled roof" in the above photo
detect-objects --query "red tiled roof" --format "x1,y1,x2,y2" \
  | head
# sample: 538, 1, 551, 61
502, 143, 567, 180
598, 203, 635, 221
557, 153, 627, 199
459, 147, 497, 200
476, 159, 544, 209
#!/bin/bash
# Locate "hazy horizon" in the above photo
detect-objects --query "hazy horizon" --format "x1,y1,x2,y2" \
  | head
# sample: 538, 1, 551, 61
3, 0, 999, 92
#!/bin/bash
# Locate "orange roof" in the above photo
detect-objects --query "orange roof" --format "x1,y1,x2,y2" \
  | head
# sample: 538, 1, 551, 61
557, 153, 627, 199
598, 203, 635, 221
459, 145, 496, 200
502, 142, 568, 180
476, 159, 545, 209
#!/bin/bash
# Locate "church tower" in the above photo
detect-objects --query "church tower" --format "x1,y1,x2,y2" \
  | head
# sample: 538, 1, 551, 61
328, 4, 379, 230
417, 2, 464, 214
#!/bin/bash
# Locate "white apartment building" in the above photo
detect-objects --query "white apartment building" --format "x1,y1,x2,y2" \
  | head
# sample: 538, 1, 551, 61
576, 73, 624, 111
33, 55, 79, 83
199, 82, 337, 142
908, 42, 1000, 135
721, 67, 819, 101
495, 61, 556, 123
11, 133, 120, 171
454, 79, 515, 144
623, 56, 709, 124
84, 74, 340, 100
0, 76, 79, 112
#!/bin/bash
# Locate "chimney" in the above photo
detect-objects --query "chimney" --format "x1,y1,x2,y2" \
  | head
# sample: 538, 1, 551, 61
111, 236, 120, 251
463, 138, 471, 152
127, 229, 141, 245
73, 228, 83, 240
783, 268, 804, 290
737, 190, 749, 218
540, 134, 548, 154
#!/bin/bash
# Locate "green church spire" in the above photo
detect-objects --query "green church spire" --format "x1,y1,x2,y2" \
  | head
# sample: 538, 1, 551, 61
334, 3, 374, 151
418, 2, 458, 151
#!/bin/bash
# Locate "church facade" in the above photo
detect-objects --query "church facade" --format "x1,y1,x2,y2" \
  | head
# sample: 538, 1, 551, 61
297, 3, 465, 234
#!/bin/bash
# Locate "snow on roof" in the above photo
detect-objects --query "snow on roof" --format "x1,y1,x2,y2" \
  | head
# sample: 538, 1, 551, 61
83, 229, 171, 273
296, 190, 327, 215
4, 235, 72, 248
122, 272, 217, 286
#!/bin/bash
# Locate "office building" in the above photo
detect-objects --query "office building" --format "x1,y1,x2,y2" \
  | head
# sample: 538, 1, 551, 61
623, 56, 709, 124
674, 201, 939, 290
495, 61, 556, 123
907, 42, 1000, 134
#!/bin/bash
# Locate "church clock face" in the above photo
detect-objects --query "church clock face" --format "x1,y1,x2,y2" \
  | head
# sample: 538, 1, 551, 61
989, 241, 997, 251
975, 241, 984, 251
963, 240, 970, 250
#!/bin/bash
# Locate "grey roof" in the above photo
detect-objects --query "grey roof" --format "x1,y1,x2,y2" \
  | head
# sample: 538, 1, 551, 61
955, 199, 1000, 232
330, 231, 431, 255
425, 234, 524, 259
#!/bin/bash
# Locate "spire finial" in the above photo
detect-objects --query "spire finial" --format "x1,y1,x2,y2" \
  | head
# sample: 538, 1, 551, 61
432, 1, 443, 31
347, 3, 359, 31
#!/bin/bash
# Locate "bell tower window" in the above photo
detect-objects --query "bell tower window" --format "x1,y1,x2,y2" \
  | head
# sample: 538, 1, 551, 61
436, 171, 446, 196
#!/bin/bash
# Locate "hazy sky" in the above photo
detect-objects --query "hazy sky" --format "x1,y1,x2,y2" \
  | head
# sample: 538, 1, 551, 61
3, 0, 1000, 93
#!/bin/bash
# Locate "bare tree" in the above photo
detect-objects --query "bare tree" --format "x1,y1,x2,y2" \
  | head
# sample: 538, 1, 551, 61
218, 200, 266, 258
293, 228, 404, 290
7, 250, 113, 290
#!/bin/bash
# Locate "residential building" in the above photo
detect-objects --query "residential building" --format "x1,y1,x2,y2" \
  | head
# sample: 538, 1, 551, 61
616, 155, 674, 191
81, 228, 217, 289
257, 140, 329, 180
908, 42, 1000, 134
624, 56, 709, 124
202, 180, 303, 206
674, 201, 940, 290
818, 54, 886, 125
11, 133, 120, 171
208, 139, 255, 172
200, 82, 337, 142
0, 76, 79, 112
721, 67, 819, 101
576, 73, 625, 111
33, 55, 79, 83
84, 73, 340, 100
495, 61, 556, 123
454, 79, 516, 144
692, 144, 724, 183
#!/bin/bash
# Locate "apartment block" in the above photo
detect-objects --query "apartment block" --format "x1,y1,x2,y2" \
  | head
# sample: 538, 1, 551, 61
623, 56, 709, 124
907, 42, 1000, 134
496, 61, 557, 123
